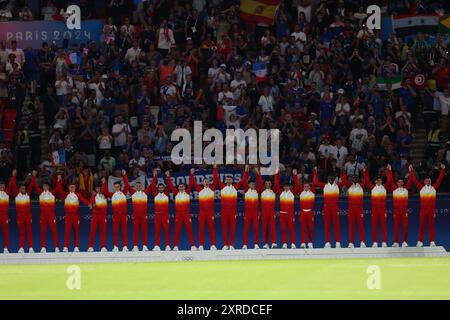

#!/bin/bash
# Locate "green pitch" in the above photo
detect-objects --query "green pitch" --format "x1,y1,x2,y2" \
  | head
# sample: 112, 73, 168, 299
1, 257, 450, 299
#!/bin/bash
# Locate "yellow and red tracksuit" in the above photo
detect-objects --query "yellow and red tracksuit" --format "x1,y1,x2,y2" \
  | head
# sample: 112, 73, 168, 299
243, 186, 260, 247
364, 169, 392, 244
313, 171, 346, 244
0, 178, 15, 249
28, 176, 59, 249
258, 172, 281, 246
410, 169, 445, 243
55, 184, 90, 248
88, 193, 108, 248
152, 181, 170, 247
345, 180, 365, 244
9, 177, 33, 249
124, 175, 153, 247
293, 175, 316, 244
193, 174, 218, 247
387, 169, 412, 243
102, 180, 128, 248
215, 168, 248, 247
168, 174, 195, 247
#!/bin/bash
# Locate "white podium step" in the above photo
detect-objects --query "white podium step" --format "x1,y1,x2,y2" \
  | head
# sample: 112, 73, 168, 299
0, 246, 447, 265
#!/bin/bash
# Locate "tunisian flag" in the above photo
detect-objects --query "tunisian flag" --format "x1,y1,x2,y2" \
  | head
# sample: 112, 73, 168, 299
240, 0, 280, 26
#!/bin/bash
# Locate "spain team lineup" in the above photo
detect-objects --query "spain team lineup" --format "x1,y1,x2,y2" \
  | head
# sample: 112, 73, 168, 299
0, 163, 446, 254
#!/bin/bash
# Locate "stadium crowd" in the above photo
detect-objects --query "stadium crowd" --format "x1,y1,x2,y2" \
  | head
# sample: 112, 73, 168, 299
0, 0, 449, 194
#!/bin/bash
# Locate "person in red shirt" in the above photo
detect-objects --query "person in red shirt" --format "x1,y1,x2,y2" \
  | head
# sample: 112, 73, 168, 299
102, 170, 129, 252
87, 184, 109, 252
167, 169, 196, 251
409, 164, 446, 247
215, 166, 249, 250
294, 172, 316, 249
123, 174, 153, 252
312, 168, 347, 248
0, 173, 21, 254
151, 171, 171, 251
55, 180, 91, 252
278, 170, 299, 249
28, 171, 60, 253
242, 172, 262, 250
192, 166, 219, 251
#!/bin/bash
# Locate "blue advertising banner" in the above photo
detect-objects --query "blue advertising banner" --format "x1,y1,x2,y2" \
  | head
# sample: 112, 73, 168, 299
1, 196, 450, 252
0, 20, 104, 48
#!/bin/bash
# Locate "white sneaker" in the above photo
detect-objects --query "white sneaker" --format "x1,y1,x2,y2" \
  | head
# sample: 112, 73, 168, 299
142, 245, 149, 252
3, 248, 9, 254
336, 242, 341, 248
308, 242, 313, 249
210, 245, 217, 251
63, 247, 68, 253
402, 242, 408, 248
229, 246, 235, 250
372, 242, 378, 248
132, 246, 139, 252
18, 248, 24, 254
87, 247, 94, 252
282, 243, 287, 249
222, 245, 229, 250
40, 248, 46, 253
29, 248, 34, 253
165, 246, 171, 251
112, 246, 119, 252
430, 241, 436, 247
242, 245, 248, 250
153, 245, 161, 252
291, 243, 296, 249
101, 247, 108, 253
263, 244, 269, 249
360, 242, 366, 248
190, 246, 197, 251
300, 243, 306, 249
74, 247, 79, 252
416, 241, 423, 248
198, 245, 204, 251
348, 243, 354, 248
271, 243, 277, 249
254, 244, 260, 249
122, 246, 129, 252
173, 246, 179, 251
392, 242, 399, 248
55, 247, 60, 253
382, 242, 388, 248
324, 242, 331, 249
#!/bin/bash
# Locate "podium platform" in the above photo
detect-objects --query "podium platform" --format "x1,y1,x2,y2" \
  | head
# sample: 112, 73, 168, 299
0, 246, 448, 265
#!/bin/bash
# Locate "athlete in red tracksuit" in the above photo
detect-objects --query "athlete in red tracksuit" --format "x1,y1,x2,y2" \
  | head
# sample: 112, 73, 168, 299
167, 169, 196, 250
278, 170, 299, 249
102, 171, 129, 252
87, 184, 108, 252
257, 168, 281, 249
242, 168, 261, 249
409, 164, 446, 247
342, 173, 366, 248
363, 166, 392, 248
9, 170, 34, 253
192, 166, 218, 251
54, 180, 91, 252
28, 171, 60, 253
123, 174, 153, 252
0, 176, 16, 253
312, 168, 347, 248
215, 167, 248, 250
151, 171, 171, 251
294, 172, 316, 249
387, 167, 412, 247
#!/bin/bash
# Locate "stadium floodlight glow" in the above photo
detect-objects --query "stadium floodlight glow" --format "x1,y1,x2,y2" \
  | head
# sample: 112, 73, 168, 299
171, 121, 280, 175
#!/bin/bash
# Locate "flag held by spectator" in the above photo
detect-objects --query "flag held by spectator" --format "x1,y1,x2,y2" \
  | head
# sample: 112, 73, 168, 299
392, 14, 439, 37
240, 0, 280, 26
377, 76, 402, 90
439, 14, 450, 34
253, 61, 268, 82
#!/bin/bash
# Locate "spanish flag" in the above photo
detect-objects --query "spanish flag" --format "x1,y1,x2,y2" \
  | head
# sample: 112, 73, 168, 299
240, 0, 280, 26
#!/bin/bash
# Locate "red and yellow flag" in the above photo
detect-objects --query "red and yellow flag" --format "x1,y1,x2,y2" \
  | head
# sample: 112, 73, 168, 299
240, 0, 280, 25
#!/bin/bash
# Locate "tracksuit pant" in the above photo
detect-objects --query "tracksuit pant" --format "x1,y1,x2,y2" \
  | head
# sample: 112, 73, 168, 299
40, 213, 59, 249
261, 210, 276, 245
371, 206, 387, 244
323, 204, 340, 243
279, 211, 295, 245
64, 214, 79, 248
393, 208, 408, 243
300, 210, 314, 244
174, 212, 195, 247
348, 206, 365, 244
199, 210, 215, 246
221, 208, 237, 247
133, 214, 148, 247
0, 216, 8, 249
89, 215, 107, 248
17, 214, 33, 249
154, 213, 170, 247
113, 214, 128, 248
243, 211, 259, 246
419, 206, 435, 242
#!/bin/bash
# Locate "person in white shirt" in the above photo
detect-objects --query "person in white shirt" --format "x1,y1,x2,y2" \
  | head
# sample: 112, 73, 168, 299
125, 40, 142, 63
258, 87, 275, 113
291, 24, 307, 42
218, 83, 233, 104
157, 20, 176, 55
344, 155, 364, 176
329, 139, 348, 169
55, 73, 74, 101
112, 116, 131, 149
174, 60, 192, 87
6, 41, 25, 66
349, 120, 368, 152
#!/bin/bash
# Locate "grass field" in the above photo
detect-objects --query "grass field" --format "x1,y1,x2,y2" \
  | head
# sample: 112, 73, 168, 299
1, 257, 450, 299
